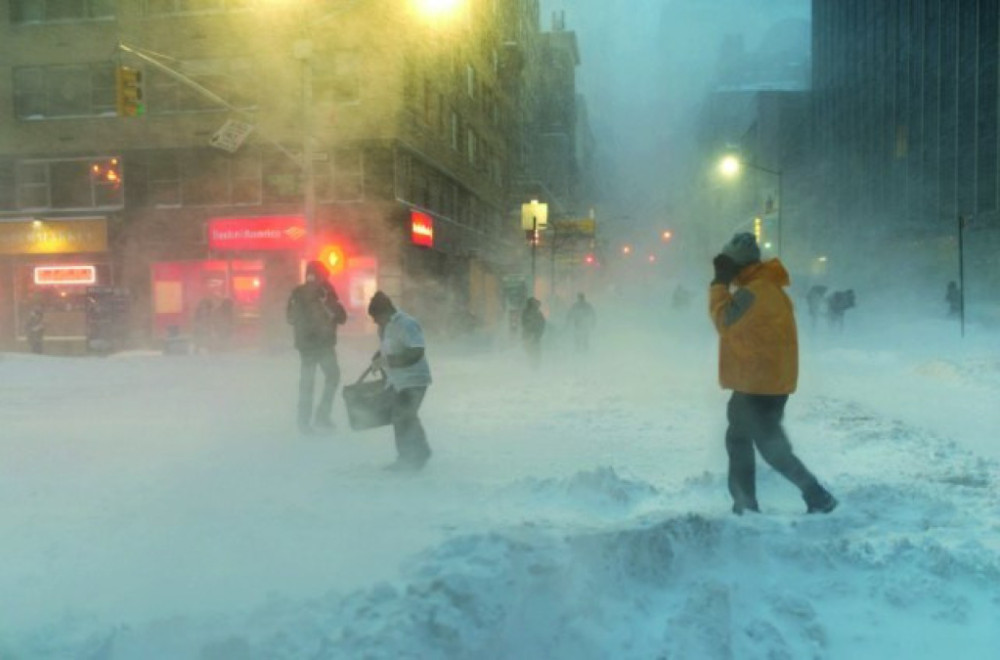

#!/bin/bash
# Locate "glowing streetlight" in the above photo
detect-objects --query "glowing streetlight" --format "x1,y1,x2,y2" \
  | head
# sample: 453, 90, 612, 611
412, 0, 462, 19
718, 154, 741, 178
717, 154, 783, 256
661, 230, 673, 242
622, 245, 632, 256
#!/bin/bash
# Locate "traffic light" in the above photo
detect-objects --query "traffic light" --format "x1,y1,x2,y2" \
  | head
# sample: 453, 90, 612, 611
116, 66, 144, 117
318, 244, 346, 274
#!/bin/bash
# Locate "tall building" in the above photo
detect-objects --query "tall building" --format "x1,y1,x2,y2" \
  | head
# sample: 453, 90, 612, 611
0, 0, 553, 352
811, 0, 1000, 286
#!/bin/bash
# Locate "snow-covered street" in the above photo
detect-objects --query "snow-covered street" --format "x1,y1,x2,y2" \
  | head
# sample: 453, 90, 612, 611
2, 303, 999, 659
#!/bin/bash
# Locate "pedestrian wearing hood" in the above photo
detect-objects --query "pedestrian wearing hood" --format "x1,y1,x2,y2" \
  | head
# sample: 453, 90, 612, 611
286, 260, 347, 434
710, 233, 837, 515
368, 291, 433, 470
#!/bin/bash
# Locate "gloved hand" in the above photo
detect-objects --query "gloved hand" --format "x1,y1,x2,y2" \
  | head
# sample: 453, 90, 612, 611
712, 254, 740, 286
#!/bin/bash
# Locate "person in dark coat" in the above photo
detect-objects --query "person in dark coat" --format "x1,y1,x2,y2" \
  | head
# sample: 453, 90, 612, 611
520, 297, 546, 369
25, 306, 45, 354
710, 232, 837, 515
805, 285, 828, 329
287, 261, 347, 434
213, 297, 235, 350
192, 298, 214, 354
945, 281, 962, 318
826, 289, 856, 331
368, 291, 433, 471
566, 293, 597, 353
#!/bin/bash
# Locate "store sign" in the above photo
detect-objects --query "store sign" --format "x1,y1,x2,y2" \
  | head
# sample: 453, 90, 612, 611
208, 216, 306, 251
34, 265, 97, 286
0, 219, 107, 255
410, 211, 434, 248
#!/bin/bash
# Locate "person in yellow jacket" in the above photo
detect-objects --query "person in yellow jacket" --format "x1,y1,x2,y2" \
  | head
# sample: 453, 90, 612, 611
710, 232, 837, 515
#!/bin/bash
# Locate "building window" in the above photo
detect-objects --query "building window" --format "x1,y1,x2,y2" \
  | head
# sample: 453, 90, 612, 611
148, 153, 181, 208
10, 0, 114, 23
315, 51, 361, 104
263, 152, 301, 204
146, 59, 256, 115
467, 128, 477, 165
332, 148, 364, 201
143, 0, 248, 15
466, 64, 476, 98
16, 157, 123, 211
14, 63, 116, 120
450, 111, 459, 150
181, 150, 260, 206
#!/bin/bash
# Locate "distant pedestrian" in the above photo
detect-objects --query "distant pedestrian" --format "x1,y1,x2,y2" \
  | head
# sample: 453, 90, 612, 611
710, 232, 838, 515
286, 261, 347, 434
192, 298, 214, 354
213, 297, 236, 349
806, 285, 828, 329
368, 291, 433, 471
521, 297, 546, 368
25, 306, 45, 354
826, 289, 856, 331
566, 293, 597, 353
945, 281, 962, 318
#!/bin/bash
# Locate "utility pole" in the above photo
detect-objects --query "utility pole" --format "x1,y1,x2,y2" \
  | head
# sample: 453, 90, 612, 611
295, 38, 317, 258
958, 214, 967, 338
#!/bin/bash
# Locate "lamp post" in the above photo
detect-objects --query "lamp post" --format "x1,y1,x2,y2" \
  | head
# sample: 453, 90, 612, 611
521, 199, 548, 296
718, 155, 783, 256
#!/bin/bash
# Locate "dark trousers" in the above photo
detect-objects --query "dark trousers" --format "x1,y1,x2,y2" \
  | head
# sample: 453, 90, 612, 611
298, 347, 340, 427
391, 386, 430, 464
725, 392, 819, 508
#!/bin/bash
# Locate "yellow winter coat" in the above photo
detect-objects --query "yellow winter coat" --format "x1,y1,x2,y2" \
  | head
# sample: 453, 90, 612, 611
709, 259, 798, 395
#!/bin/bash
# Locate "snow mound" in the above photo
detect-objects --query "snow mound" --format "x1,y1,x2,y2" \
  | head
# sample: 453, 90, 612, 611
33, 507, 1000, 659
503, 467, 659, 513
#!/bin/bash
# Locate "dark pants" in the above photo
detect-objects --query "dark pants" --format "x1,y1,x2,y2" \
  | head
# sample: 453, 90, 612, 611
725, 392, 820, 508
298, 347, 340, 428
391, 386, 430, 465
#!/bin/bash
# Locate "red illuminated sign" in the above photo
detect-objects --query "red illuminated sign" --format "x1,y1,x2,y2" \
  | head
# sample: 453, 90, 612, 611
208, 216, 306, 251
34, 265, 97, 286
410, 211, 434, 248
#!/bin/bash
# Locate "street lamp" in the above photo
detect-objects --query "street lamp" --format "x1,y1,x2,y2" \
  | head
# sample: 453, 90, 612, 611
718, 154, 784, 256
412, 0, 463, 18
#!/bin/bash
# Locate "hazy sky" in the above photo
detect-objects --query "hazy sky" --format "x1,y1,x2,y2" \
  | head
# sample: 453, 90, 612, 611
539, 0, 810, 223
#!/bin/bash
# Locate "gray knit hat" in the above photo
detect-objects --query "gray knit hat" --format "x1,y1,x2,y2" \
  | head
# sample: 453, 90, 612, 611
721, 232, 761, 267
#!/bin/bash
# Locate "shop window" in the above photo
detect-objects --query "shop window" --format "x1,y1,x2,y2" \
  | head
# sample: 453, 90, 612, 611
11, 0, 114, 23
14, 63, 116, 120
146, 58, 256, 115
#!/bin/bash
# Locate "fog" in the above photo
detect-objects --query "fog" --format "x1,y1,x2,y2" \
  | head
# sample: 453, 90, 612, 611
3, 1, 999, 658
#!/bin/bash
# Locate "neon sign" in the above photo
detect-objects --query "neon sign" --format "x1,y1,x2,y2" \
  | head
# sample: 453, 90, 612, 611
208, 216, 306, 251
34, 265, 97, 286
410, 211, 434, 248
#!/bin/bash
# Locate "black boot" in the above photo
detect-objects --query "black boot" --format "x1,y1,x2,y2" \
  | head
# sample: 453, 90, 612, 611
804, 485, 838, 514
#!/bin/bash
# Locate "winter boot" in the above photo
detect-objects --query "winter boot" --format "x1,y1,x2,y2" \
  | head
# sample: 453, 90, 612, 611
804, 485, 838, 514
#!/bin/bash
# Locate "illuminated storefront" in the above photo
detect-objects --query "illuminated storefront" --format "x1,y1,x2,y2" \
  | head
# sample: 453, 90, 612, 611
149, 215, 378, 348
0, 217, 112, 353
